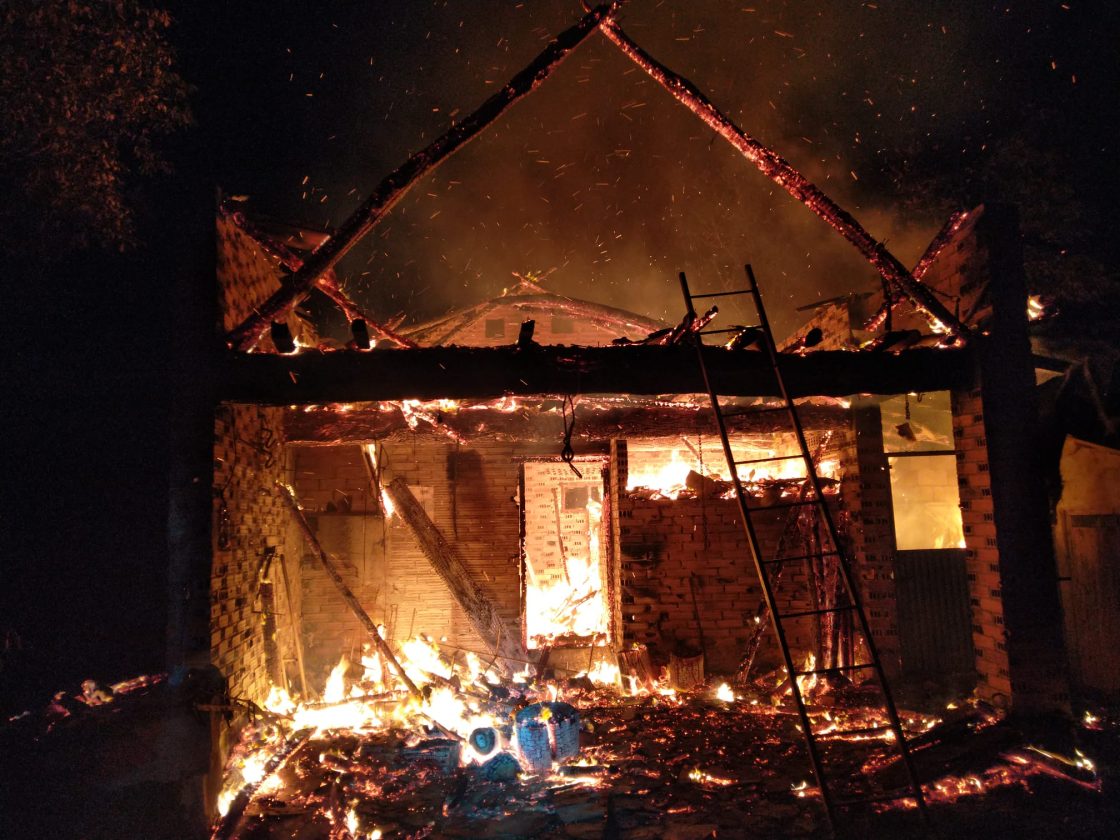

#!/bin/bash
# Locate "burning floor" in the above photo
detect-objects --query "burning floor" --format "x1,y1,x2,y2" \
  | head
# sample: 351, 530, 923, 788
192, 637, 1114, 840
1, 649, 1117, 839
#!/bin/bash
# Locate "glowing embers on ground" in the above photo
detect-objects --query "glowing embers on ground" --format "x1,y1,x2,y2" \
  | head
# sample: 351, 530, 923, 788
216, 635, 514, 823
214, 654, 1108, 840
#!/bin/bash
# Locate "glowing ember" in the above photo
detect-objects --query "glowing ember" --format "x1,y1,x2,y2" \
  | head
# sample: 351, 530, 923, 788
688, 767, 736, 787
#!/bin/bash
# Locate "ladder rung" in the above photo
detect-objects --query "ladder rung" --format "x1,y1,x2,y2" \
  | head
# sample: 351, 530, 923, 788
699, 327, 746, 335
813, 724, 895, 740
735, 453, 804, 467
794, 662, 876, 678
778, 604, 858, 621
834, 791, 922, 808
749, 498, 822, 512
762, 550, 840, 566
690, 289, 754, 299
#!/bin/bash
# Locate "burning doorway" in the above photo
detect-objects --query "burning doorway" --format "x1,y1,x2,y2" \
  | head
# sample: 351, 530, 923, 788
521, 460, 612, 651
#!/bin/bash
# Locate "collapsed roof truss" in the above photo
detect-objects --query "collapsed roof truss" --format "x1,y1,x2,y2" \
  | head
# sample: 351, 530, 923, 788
225, 2, 967, 354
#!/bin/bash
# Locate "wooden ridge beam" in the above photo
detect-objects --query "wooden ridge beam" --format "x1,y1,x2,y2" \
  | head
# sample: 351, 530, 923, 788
598, 18, 968, 340
221, 345, 975, 405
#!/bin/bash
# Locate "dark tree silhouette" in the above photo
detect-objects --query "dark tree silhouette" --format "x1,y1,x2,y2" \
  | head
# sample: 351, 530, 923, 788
0, 0, 191, 258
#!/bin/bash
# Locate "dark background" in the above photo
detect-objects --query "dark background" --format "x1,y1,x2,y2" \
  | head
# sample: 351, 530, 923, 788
2, 0, 1116, 712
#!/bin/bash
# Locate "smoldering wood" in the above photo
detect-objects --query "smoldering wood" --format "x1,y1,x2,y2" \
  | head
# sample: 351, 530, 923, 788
598, 18, 968, 340
865, 210, 971, 331
222, 344, 974, 405
276, 482, 422, 698
211, 726, 314, 840
225, 4, 620, 352
315, 272, 418, 347
382, 476, 530, 674
284, 398, 849, 446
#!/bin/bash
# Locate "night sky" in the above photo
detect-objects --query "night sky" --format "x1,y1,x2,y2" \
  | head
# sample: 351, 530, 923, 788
206, 0, 1113, 339
1, 0, 1115, 703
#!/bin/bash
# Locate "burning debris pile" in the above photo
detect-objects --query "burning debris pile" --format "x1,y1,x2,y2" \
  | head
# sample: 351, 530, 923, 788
0, 661, 1112, 839
206, 632, 1110, 840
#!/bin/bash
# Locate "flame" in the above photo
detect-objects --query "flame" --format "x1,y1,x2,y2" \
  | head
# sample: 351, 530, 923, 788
422, 684, 499, 749
715, 683, 735, 702
581, 658, 621, 687
360, 646, 384, 689
363, 443, 396, 518
525, 499, 610, 648
1027, 295, 1046, 321
625, 444, 838, 499
400, 635, 455, 684
323, 656, 349, 703
794, 653, 818, 696
626, 449, 694, 498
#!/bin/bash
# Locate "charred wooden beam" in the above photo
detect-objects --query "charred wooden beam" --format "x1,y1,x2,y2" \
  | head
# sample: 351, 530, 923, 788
284, 399, 851, 445
225, 3, 620, 352
599, 18, 968, 340
221, 345, 974, 405
382, 476, 529, 674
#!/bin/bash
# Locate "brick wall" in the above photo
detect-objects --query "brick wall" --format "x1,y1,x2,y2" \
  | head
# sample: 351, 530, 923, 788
894, 209, 989, 333
780, 301, 859, 350
216, 213, 313, 350
211, 214, 307, 703
211, 405, 294, 703
838, 405, 902, 679
615, 435, 854, 675
951, 387, 1010, 704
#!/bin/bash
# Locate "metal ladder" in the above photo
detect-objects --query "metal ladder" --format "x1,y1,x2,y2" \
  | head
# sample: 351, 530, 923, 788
678, 265, 928, 834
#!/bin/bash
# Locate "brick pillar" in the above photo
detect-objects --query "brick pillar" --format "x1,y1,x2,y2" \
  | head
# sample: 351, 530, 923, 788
953, 387, 1011, 703
839, 402, 901, 679
954, 205, 1070, 714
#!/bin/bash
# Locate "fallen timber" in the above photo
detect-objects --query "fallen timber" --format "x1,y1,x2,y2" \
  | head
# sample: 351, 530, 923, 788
221, 345, 975, 405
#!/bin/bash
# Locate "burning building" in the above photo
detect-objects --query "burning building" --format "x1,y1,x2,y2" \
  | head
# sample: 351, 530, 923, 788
155, 6, 1106, 838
